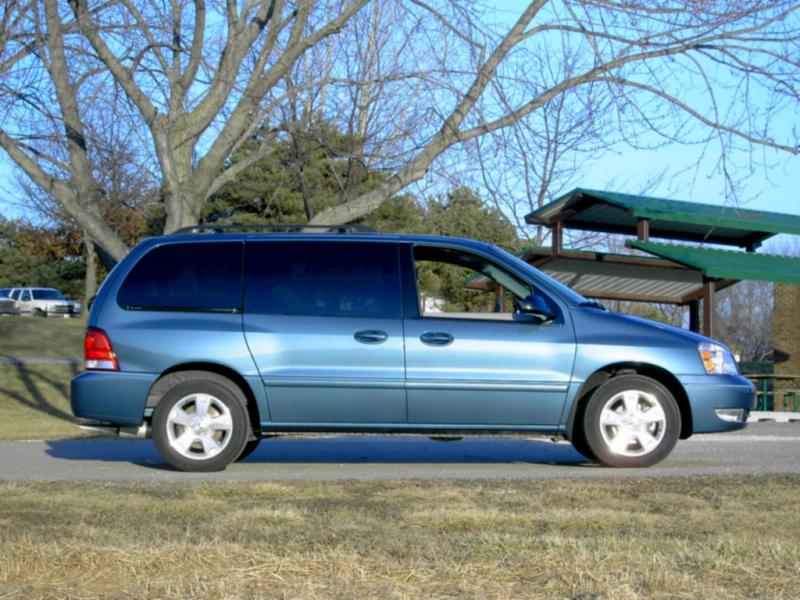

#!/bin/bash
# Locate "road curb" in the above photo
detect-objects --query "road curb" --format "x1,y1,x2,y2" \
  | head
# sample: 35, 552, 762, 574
749, 411, 800, 423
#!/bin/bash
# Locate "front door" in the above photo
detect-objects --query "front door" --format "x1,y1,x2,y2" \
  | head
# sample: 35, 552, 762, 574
243, 239, 406, 425
403, 243, 576, 427
18, 289, 32, 314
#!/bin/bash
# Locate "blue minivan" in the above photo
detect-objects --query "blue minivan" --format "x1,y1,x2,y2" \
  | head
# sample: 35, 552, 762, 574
71, 227, 754, 471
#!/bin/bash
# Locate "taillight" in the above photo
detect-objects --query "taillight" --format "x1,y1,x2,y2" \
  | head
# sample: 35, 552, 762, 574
84, 327, 119, 371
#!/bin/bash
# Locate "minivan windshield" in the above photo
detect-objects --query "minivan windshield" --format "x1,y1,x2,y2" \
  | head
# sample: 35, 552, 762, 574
32, 289, 65, 300
489, 244, 589, 306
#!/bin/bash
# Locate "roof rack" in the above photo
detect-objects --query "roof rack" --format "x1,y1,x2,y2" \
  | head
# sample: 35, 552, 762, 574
173, 223, 376, 235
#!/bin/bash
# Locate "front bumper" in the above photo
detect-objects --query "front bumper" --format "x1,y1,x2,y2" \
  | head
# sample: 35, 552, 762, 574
679, 374, 756, 433
71, 370, 157, 426
44, 304, 81, 317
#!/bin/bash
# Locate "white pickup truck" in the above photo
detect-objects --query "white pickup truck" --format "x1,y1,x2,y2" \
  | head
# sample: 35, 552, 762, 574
7, 287, 81, 318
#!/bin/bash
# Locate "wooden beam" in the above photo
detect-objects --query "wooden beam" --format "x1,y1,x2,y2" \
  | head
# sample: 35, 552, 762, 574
542, 208, 578, 225
702, 279, 716, 338
681, 279, 738, 302
551, 220, 563, 256
519, 248, 694, 271
533, 219, 756, 248
637, 218, 650, 242
570, 290, 685, 304
493, 285, 505, 312
689, 300, 700, 333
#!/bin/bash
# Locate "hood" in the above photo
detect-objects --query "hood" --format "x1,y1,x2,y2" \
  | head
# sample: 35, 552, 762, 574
571, 305, 724, 350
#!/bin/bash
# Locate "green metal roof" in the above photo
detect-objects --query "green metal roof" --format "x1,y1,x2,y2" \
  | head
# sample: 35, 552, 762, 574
525, 188, 800, 248
628, 241, 800, 285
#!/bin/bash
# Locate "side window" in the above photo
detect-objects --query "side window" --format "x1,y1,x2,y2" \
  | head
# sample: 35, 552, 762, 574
245, 241, 401, 319
20, 290, 31, 302
10, 290, 20, 301
413, 245, 555, 321
117, 242, 243, 311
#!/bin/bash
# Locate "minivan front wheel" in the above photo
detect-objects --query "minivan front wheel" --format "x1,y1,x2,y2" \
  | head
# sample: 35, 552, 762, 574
153, 374, 249, 472
582, 375, 680, 468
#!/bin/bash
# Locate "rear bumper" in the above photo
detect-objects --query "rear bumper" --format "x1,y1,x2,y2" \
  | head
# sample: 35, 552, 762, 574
71, 371, 157, 426
680, 374, 756, 433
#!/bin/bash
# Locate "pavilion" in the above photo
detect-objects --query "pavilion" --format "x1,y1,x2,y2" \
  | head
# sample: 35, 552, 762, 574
520, 188, 800, 338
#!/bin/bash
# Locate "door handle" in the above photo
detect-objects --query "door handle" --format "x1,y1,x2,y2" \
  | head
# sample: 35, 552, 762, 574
420, 331, 454, 346
353, 329, 388, 344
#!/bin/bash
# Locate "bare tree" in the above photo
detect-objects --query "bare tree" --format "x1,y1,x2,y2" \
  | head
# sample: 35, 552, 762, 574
2, 0, 799, 258
66, 0, 372, 236
309, 1, 800, 225
715, 280, 774, 362
0, 0, 134, 260
17, 123, 158, 299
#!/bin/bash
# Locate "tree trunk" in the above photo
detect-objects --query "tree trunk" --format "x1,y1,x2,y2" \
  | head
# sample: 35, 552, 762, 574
83, 229, 98, 308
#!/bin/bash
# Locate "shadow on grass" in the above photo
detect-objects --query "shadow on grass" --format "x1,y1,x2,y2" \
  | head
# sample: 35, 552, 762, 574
0, 361, 80, 423
44, 435, 591, 469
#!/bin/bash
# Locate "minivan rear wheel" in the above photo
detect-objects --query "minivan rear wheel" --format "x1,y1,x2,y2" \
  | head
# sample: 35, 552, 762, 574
582, 375, 680, 468
152, 374, 249, 472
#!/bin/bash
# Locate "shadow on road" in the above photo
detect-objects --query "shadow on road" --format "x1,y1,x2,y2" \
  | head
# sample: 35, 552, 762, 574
45, 435, 591, 469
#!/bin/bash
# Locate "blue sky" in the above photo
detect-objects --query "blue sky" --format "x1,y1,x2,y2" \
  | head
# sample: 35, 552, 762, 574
576, 142, 800, 216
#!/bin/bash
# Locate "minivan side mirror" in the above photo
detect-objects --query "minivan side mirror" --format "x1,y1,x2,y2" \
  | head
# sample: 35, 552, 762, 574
514, 293, 557, 323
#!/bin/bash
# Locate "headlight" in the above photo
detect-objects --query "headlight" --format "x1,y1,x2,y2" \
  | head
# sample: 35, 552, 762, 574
698, 342, 738, 375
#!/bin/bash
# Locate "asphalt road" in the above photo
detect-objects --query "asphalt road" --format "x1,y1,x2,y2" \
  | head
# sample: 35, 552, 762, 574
0, 422, 798, 482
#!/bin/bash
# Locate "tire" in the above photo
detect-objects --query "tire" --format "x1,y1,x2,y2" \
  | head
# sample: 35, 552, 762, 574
236, 438, 261, 461
581, 374, 681, 468
569, 419, 595, 460
152, 372, 250, 472
33, 309, 46, 318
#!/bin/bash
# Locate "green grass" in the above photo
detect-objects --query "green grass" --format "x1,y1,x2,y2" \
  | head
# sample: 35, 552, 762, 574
0, 315, 84, 359
0, 476, 798, 598
0, 317, 86, 439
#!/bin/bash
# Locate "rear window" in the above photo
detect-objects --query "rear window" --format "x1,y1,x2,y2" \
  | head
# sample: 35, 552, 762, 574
245, 241, 401, 319
118, 242, 243, 312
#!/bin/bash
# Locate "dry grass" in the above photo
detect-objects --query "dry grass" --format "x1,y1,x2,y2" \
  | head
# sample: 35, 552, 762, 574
0, 476, 798, 599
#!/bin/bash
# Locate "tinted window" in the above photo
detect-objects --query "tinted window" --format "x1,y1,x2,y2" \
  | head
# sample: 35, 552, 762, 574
21, 290, 31, 301
118, 242, 243, 311
245, 241, 401, 319
32, 289, 65, 300
10, 290, 20, 300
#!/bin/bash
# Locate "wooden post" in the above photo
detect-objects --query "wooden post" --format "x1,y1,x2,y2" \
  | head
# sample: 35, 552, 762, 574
551, 220, 563, 256
689, 300, 700, 333
637, 218, 650, 242
702, 279, 716, 338
493, 284, 505, 313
